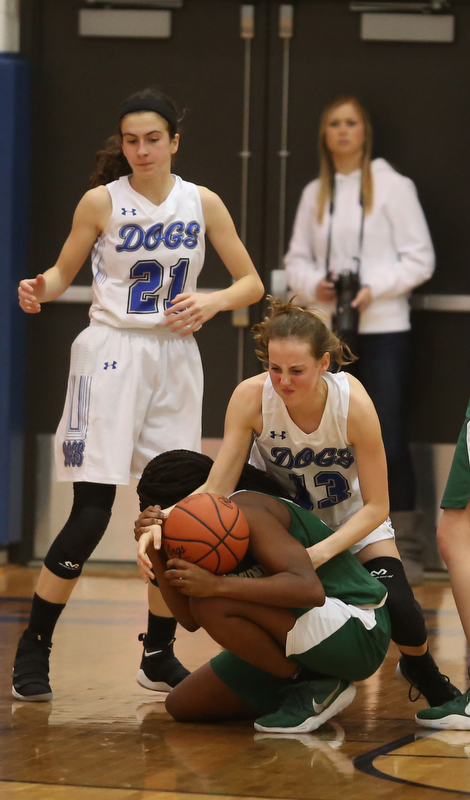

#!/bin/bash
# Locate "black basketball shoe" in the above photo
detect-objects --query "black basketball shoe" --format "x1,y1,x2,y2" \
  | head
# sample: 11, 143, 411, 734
397, 652, 462, 707
136, 634, 190, 692
12, 631, 53, 702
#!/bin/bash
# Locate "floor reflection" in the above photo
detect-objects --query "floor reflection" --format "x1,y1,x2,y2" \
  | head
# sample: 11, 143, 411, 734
1, 566, 469, 800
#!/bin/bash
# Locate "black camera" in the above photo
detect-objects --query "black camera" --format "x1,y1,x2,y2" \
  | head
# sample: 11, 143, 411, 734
331, 270, 360, 351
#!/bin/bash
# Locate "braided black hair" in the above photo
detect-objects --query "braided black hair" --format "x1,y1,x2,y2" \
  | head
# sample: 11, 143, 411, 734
137, 449, 292, 510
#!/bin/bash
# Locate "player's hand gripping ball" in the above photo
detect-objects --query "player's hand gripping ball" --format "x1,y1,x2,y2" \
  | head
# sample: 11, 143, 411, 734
162, 493, 249, 575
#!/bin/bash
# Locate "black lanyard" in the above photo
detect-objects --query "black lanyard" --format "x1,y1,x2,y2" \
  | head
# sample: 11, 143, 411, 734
325, 177, 365, 282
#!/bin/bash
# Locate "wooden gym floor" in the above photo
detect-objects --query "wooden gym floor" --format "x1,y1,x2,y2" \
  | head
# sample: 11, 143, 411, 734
1, 564, 470, 800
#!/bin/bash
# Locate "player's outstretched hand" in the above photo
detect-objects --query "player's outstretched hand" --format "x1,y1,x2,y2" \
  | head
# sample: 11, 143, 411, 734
136, 525, 164, 583
18, 274, 47, 313
163, 291, 223, 337
165, 558, 220, 597
134, 505, 168, 542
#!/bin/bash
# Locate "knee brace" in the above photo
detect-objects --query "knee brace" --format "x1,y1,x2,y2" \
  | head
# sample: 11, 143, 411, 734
44, 483, 116, 579
362, 556, 427, 647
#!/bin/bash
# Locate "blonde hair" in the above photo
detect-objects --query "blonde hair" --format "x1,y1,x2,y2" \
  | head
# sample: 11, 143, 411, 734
317, 96, 373, 224
252, 297, 357, 371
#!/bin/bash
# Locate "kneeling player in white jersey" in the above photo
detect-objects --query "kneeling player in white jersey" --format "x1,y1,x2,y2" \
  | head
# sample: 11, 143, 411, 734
13, 88, 263, 702
138, 298, 460, 710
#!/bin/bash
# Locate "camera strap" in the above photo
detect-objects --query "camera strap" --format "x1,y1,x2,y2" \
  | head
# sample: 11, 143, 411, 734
325, 177, 365, 283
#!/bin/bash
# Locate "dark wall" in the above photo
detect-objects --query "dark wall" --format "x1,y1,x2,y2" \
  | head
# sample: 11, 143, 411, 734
19, 0, 470, 460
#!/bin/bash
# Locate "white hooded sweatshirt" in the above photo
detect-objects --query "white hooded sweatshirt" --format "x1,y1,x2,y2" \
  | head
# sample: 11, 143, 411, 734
284, 158, 435, 334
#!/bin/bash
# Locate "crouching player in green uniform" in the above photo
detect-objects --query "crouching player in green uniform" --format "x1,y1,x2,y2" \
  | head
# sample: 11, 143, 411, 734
136, 451, 391, 734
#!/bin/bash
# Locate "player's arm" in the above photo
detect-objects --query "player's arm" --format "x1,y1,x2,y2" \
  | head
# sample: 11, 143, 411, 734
200, 187, 264, 307
307, 374, 390, 568
163, 187, 264, 336
147, 541, 200, 632
198, 377, 263, 497
166, 493, 325, 609
18, 186, 111, 313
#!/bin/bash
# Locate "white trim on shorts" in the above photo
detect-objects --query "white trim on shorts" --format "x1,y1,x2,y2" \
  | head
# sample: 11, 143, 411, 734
286, 596, 380, 656
348, 517, 395, 554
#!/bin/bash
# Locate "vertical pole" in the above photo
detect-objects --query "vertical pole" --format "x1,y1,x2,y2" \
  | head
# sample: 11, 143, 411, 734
234, 4, 255, 384
277, 4, 293, 270
240, 5, 253, 246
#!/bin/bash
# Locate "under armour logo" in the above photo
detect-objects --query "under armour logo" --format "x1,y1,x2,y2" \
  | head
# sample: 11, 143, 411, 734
122, 208, 137, 216
103, 361, 117, 370
370, 568, 393, 579
270, 431, 286, 439
59, 561, 80, 570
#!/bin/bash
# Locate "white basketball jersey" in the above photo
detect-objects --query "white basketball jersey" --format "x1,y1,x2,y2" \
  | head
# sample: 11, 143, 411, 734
249, 371, 364, 531
90, 175, 205, 329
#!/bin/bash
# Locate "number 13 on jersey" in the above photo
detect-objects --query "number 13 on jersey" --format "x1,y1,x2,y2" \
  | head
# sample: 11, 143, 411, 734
127, 258, 189, 314
289, 471, 351, 510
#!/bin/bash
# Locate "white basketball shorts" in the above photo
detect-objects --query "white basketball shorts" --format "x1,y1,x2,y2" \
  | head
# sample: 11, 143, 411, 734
55, 321, 203, 484
349, 517, 395, 554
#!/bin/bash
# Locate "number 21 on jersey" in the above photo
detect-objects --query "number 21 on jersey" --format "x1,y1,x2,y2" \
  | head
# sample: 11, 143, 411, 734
127, 258, 189, 314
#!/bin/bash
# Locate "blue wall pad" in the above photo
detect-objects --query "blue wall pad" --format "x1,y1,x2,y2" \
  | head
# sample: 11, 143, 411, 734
0, 56, 30, 548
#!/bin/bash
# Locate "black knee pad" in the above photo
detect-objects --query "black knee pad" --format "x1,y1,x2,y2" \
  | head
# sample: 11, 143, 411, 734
362, 556, 427, 647
44, 483, 116, 580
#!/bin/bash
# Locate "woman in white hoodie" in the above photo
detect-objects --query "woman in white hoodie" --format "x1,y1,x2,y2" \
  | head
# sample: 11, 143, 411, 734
284, 96, 435, 584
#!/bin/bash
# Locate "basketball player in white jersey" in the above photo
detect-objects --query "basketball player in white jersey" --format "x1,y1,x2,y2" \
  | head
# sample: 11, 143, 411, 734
13, 88, 264, 702
137, 297, 460, 710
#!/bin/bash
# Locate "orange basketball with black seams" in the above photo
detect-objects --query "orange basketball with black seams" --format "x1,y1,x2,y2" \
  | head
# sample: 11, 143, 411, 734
162, 493, 250, 575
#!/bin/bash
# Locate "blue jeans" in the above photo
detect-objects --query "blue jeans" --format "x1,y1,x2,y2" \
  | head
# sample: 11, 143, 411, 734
345, 331, 415, 512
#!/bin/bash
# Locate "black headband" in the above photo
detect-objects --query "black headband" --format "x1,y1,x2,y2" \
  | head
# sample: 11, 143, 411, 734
119, 98, 178, 131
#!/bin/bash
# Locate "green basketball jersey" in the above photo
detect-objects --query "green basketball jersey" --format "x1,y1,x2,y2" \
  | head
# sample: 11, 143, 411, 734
229, 493, 387, 610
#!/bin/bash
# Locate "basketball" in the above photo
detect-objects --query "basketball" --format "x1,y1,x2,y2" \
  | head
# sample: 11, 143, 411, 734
162, 493, 250, 575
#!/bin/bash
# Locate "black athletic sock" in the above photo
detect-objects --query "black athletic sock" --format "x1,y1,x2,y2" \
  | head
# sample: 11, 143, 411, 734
400, 649, 430, 664
27, 593, 66, 642
146, 613, 177, 648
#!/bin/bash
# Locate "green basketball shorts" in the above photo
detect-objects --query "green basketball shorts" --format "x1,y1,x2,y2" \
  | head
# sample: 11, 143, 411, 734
286, 598, 390, 682
210, 599, 390, 710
